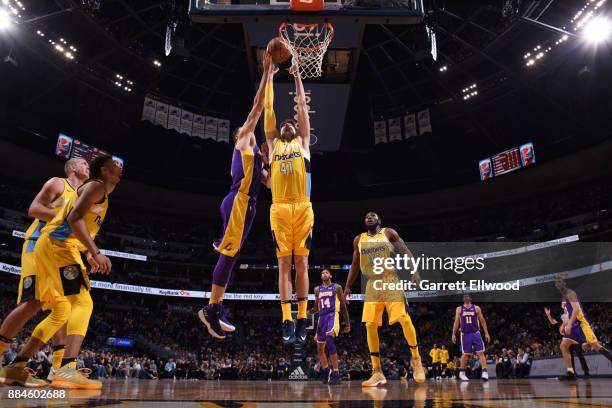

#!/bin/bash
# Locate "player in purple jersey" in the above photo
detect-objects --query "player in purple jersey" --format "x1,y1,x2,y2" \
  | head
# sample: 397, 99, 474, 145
451, 294, 491, 381
312, 269, 350, 385
554, 275, 612, 380
198, 54, 276, 339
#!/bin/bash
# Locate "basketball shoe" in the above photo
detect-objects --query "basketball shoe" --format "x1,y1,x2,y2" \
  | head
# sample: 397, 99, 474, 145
362, 370, 387, 387
199, 304, 226, 339
282, 320, 296, 345
218, 302, 235, 332
0, 365, 46, 387
51, 367, 102, 389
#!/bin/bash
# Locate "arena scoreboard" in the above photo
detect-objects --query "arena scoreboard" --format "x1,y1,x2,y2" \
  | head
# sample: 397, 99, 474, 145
479, 142, 535, 181
55, 133, 124, 169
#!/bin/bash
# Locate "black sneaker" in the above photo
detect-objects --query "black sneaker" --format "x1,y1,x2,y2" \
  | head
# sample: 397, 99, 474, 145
295, 318, 308, 345
198, 304, 226, 339
328, 371, 341, 385
282, 320, 296, 345
583, 373, 591, 379
321, 367, 330, 384
558, 371, 578, 381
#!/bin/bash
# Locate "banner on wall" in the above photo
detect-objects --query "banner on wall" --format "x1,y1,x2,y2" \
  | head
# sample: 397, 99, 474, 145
387, 117, 402, 142
167, 106, 181, 132
180, 110, 194, 136
374, 120, 388, 144
404, 113, 417, 139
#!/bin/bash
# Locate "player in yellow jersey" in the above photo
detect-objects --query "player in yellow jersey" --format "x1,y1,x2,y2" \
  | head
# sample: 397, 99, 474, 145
264, 60, 314, 345
344, 212, 426, 386
439, 345, 449, 379
430, 344, 441, 380
0, 158, 88, 387
1, 155, 121, 389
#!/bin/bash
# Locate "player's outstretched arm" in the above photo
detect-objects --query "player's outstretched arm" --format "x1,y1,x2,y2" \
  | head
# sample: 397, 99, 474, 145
28, 177, 65, 221
289, 63, 310, 154
475, 305, 491, 343
264, 58, 280, 154
451, 306, 461, 343
544, 307, 559, 325
336, 284, 351, 333
238, 54, 275, 143
385, 228, 420, 283
343, 235, 362, 302
67, 182, 112, 274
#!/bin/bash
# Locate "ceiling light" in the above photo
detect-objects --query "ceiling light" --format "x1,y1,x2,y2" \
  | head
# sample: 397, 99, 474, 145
582, 16, 612, 44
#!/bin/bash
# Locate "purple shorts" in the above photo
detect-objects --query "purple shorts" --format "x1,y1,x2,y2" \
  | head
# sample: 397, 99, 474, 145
316, 313, 338, 342
563, 323, 586, 344
461, 331, 485, 354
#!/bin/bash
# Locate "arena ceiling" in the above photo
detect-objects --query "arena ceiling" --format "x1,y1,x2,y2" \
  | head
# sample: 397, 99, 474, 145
0, 0, 611, 198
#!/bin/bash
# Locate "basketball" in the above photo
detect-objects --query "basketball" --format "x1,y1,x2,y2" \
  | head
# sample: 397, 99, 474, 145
267, 37, 291, 64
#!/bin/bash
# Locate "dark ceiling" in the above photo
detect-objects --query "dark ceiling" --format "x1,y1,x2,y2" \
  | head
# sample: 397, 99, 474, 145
0, 0, 611, 200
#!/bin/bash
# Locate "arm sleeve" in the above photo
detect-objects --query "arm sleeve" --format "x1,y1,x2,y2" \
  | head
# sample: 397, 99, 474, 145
264, 83, 277, 134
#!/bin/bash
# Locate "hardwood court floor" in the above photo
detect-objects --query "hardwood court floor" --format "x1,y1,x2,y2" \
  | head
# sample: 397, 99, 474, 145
1, 379, 611, 407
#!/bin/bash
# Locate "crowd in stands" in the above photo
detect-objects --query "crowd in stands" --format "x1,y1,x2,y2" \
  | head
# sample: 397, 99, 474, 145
1, 280, 610, 381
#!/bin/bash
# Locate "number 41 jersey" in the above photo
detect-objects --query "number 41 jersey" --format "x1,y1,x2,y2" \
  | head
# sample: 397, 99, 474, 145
271, 139, 311, 204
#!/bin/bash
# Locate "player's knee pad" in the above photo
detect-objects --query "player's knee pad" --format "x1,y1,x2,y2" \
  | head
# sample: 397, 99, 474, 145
325, 335, 337, 355
32, 297, 71, 343
67, 289, 93, 337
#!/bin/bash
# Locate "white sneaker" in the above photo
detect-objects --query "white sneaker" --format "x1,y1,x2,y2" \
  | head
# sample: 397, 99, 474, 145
481, 370, 489, 381
47, 368, 55, 382
459, 371, 469, 381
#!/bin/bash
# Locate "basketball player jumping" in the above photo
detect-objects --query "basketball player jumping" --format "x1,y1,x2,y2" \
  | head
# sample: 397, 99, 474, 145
554, 276, 612, 380
312, 268, 350, 385
344, 212, 426, 386
451, 294, 491, 381
264, 61, 314, 345
198, 53, 276, 339
0, 158, 89, 387
0, 156, 120, 389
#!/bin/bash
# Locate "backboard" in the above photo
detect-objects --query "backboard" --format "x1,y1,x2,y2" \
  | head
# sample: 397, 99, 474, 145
189, 0, 425, 24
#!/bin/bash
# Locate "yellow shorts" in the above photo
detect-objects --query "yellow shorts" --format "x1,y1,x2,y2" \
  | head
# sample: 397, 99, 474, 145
270, 201, 314, 257
34, 234, 90, 303
17, 240, 37, 305
362, 301, 407, 326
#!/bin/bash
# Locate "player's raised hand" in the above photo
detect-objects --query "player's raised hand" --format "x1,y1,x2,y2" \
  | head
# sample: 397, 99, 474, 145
544, 307, 551, 316
93, 252, 112, 275
452, 334, 457, 344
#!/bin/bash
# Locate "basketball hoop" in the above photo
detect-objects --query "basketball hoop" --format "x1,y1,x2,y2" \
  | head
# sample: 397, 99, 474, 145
279, 22, 334, 79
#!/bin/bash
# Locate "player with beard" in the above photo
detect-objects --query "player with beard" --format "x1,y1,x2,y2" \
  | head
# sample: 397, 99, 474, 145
264, 62, 314, 345
344, 212, 426, 386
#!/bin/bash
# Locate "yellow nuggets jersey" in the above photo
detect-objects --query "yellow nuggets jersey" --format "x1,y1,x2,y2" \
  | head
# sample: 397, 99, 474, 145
42, 180, 109, 251
270, 139, 311, 204
358, 228, 394, 280
430, 348, 441, 363
22, 179, 76, 258
36, 180, 109, 301
440, 349, 449, 364
359, 227, 407, 326
18, 179, 76, 304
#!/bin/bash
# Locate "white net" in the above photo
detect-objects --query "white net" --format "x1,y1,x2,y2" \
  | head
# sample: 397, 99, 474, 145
279, 23, 334, 79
